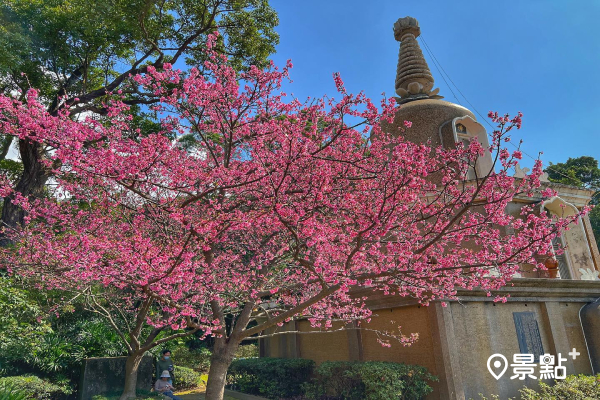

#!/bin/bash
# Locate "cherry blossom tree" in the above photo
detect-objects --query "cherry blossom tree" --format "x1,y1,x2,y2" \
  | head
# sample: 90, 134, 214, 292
0, 36, 583, 400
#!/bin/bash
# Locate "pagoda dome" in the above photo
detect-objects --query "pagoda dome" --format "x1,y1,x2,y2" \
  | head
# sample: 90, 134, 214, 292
385, 17, 479, 149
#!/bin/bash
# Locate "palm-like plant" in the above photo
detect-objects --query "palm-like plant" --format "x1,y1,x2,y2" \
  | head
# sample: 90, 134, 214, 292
0, 383, 28, 400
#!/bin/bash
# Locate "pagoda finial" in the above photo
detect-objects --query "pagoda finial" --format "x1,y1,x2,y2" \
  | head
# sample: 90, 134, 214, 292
393, 16, 443, 103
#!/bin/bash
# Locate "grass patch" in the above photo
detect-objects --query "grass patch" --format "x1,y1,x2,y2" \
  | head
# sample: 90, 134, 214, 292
92, 390, 162, 400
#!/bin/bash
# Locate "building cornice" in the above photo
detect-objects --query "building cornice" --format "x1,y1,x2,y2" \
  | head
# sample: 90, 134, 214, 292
355, 279, 600, 311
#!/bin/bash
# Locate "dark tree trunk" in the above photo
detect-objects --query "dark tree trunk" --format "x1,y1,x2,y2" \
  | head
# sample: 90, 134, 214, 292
204, 337, 238, 400
0, 136, 13, 161
0, 140, 49, 246
120, 352, 145, 400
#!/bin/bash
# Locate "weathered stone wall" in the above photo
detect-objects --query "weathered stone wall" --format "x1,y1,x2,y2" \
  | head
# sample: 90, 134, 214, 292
360, 305, 436, 370
296, 320, 351, 363
563, 218, 596, 279
360, 305, 439, 397
448, 300, 592, 399
382, 99, 474, 148
79, 356, 153, 400
263, 281, 600, 400
264, 305, 440, 397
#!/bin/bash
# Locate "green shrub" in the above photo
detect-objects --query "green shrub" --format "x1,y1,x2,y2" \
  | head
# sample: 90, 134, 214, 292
228, 357, 315, 399
234, 344, 259, 359
172, 346, 212, 372
0, 375, 72, 400
519, 374, 600, 400
173, 365, 202, 390
0, 382, 29, 400
304, 361, 437, 400
28, 333, 85, 375
0, 276, 53, 377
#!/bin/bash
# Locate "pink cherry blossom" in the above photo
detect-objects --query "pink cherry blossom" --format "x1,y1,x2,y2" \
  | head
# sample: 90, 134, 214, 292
0, 36, 584, 399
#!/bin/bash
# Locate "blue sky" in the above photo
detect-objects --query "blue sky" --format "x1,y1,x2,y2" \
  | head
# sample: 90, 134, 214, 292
268, 0, 600, 168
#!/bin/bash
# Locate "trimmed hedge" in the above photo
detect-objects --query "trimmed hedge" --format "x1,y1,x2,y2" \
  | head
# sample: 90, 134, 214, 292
227, 358, 436, 400
173, 365, 202, 390
304, 361, 437, 400
0, 375, 72, 400
228, 357, 315, 399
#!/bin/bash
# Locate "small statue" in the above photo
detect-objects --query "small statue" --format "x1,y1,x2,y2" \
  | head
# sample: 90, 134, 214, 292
514, 162, 530, 178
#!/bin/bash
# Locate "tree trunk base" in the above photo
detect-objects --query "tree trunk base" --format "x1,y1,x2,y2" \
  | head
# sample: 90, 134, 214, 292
120, 353, 144, 400
204, 345, 237, 400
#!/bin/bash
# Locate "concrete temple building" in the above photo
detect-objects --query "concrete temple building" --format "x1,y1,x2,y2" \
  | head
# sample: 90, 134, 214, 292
260, 17, 600, 400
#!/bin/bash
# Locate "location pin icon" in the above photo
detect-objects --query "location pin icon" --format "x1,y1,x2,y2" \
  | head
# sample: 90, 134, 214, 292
487, 354, 508, 380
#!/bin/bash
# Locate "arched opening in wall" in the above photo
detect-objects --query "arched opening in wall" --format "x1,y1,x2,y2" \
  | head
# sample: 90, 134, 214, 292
450, 116, 493, 181
541, 196, 592, 280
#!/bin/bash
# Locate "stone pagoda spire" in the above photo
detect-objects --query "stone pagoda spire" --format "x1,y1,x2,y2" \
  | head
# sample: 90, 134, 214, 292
393, 16, 443, 104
